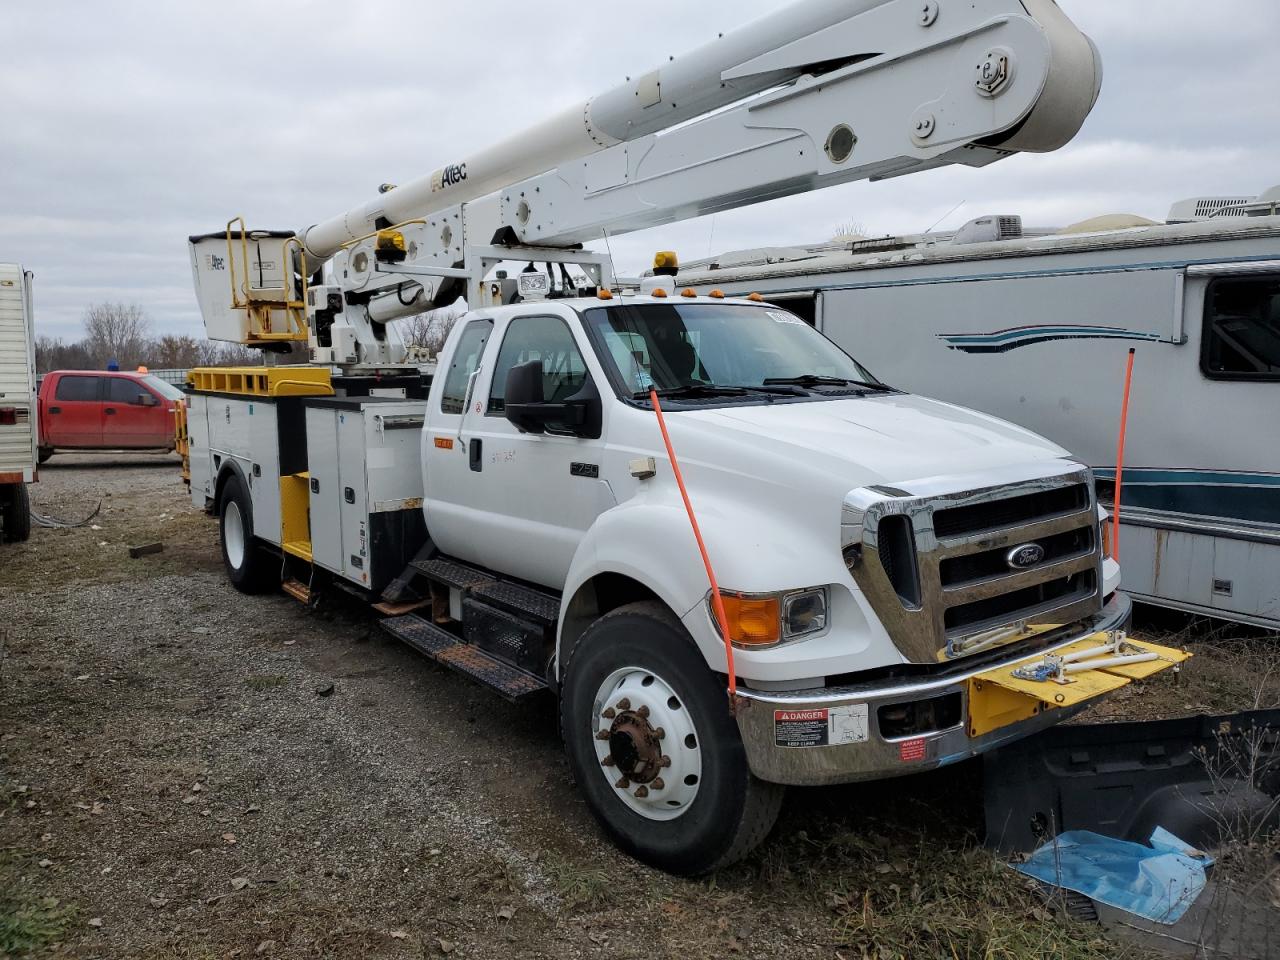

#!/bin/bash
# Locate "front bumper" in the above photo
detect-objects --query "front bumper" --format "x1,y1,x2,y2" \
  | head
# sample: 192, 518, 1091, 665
733, 593, 1133, 786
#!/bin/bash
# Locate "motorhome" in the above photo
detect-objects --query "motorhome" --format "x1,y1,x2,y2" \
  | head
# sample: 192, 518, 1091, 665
676, 190, 1280, 629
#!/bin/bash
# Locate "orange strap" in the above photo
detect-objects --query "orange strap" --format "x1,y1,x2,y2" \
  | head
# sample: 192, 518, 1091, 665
1111, 348, 1136, 562
649, 389, 738, 702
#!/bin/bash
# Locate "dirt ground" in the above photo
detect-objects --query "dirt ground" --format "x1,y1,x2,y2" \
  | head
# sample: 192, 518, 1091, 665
1, 454, 1276, 959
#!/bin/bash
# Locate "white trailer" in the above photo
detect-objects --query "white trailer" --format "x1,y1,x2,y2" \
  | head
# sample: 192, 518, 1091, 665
0, 263, 37, 544
676, 206, 1280, 628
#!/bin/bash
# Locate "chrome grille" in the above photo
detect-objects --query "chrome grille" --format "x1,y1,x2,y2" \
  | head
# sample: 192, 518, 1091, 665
844, 463, 1102, 663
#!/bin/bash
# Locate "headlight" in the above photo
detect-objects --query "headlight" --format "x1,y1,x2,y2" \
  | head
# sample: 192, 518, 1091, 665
709, 587, 829, 648
783, 588, 827, 639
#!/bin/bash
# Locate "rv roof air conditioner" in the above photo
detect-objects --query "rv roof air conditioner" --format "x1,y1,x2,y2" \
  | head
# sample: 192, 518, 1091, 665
952, 215, 1022, 245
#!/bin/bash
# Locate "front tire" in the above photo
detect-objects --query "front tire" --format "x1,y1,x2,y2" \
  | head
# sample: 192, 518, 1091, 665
560, 601, 783, 875
1, 484, 32, 543
218, 474, 278, 594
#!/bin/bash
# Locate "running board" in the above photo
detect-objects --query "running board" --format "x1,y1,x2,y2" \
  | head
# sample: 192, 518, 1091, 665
282, 578, 311, 604
380, 614, 547, 702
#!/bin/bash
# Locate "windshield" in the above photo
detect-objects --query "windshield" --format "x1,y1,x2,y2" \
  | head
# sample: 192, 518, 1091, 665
143, 375, 185, 401
583, 302, 881, 399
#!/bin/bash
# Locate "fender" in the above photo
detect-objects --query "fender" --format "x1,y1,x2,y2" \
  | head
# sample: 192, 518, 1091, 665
558, 484, 863, 677
213, 457, 252, 515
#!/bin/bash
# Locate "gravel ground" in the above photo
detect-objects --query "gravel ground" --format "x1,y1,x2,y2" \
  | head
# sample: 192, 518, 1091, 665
0, 454, 1273, 959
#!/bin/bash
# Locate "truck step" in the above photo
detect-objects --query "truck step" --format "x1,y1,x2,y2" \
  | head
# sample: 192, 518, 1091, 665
470, 581, 560, 624
412, 557, 495, 590
281, 578, 311, 604
381, 614, 547, 702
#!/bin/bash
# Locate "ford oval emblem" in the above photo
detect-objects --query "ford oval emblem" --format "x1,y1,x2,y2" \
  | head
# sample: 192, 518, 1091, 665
1006, 543, 1046, 570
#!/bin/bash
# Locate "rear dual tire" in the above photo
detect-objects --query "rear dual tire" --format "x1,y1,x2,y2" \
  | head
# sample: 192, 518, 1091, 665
218, 474, 278, 594
560, 601, 783, 875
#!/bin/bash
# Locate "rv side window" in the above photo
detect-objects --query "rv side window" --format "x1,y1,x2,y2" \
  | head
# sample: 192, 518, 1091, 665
1201, 274, 1280, 381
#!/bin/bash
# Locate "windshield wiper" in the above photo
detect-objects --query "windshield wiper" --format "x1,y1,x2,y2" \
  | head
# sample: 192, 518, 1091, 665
762, 374, 894, 391
633, 383, 805, 400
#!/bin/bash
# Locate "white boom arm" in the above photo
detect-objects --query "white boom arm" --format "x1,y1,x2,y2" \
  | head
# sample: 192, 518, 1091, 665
189, 0, 1101, 365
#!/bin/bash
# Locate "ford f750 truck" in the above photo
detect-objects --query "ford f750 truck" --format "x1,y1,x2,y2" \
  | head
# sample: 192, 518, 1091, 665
180, 0, 1186, 872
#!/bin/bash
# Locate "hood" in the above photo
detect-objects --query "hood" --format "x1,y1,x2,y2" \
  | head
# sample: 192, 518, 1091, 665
667, 392, 1069, 491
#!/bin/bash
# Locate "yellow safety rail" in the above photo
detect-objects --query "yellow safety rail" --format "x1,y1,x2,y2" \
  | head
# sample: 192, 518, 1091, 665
224, 216, 310, 345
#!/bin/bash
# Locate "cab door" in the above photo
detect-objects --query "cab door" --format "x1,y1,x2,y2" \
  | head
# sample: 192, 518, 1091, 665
104, 376, 164, 447
47, 374, 104, 447
455, 312, 614, 588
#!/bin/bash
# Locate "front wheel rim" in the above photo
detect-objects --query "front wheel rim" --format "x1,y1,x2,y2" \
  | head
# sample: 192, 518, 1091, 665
591, 667, 702, 821
223, 500, 246, 570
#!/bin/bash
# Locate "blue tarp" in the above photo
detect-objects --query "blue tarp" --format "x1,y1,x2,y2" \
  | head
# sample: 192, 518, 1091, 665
1014, 827, 1214, 925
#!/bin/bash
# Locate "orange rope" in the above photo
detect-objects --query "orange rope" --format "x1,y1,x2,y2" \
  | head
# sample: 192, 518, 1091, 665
1111, 348, 1136, 562
649, 389, 738, 702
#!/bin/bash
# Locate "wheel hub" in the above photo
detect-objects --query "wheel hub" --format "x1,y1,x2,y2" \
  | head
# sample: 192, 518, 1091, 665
591, 668, 702, 821
608, 711, 663, 784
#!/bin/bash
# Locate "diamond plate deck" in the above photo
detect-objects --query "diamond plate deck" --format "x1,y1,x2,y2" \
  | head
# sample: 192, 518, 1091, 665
380, 614, 547, 701
470, 581, 561, 624
411, 557, 495, 590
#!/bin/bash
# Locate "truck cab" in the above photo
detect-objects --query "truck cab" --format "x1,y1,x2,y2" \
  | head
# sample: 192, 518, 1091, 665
38, 370, 185, 460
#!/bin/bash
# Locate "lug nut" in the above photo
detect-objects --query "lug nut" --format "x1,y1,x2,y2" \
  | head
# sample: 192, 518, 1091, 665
652, 778, 665, 791
654, 727, 666, 740
659, 756, 672, 768
602, 708, 616, 719
595, 730, 610, 741
636, 705, 650, 719
616, 698, 631, 711
614, 777, 631, 789
634, 786, 649, 798
601, 754, 615, 767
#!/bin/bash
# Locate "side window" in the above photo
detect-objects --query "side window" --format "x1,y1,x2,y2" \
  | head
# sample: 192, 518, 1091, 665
107, 378, 152, 404
487, 315, 588, 414
1202, 274, 1280, 380
439, 320, 493, 414
54, 376, 101, 402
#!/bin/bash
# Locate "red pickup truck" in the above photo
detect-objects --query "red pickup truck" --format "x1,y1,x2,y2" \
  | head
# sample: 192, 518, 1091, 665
37, 370, 185, 462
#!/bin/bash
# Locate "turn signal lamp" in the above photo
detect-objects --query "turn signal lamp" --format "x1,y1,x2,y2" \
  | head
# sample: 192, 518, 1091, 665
651, 287, 668, 298
597, 288, 615, 300
747, 292, 765, 302
681, 289, 697, 298
136, 365, 149, 374
720, 593, 781, 646
708, 289, 726, 299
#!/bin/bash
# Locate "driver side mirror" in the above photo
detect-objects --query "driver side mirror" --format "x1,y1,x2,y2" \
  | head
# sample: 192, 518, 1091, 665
504, 360, 602, 439
136, 392, 159, 407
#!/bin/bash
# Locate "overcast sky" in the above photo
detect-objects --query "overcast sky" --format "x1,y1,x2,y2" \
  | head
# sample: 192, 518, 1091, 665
3, 1, 1277, 341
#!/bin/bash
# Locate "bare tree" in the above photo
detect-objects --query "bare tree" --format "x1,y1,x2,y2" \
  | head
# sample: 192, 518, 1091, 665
831, 220, 870, 241
400, 298, 466, 358
82, 302, 151, 368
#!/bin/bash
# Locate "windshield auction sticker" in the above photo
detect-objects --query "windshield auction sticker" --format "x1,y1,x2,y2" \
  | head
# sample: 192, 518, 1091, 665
774, 704, 868, 747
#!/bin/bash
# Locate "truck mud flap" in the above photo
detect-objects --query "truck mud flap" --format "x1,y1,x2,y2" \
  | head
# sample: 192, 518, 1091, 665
982, 708, 1280, 855
381, 613, 547, 702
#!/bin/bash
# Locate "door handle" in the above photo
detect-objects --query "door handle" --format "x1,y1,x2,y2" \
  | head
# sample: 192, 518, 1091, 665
49, 406, 61, 414
105, 407, 117, 415
469, 438, 483, 472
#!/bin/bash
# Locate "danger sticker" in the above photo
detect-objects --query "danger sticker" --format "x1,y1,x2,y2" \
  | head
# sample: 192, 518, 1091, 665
774, 704, 869, 748
898, 737, 927, 762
